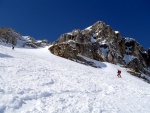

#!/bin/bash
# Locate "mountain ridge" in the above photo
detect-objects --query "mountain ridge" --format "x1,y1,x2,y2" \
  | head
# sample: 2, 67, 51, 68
1, 22, 150, 112
0, 21, 150, 82
49, 21, 150, 80
0, 28, 51, 48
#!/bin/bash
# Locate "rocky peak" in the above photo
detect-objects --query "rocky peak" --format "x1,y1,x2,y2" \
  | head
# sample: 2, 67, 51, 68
54, 21, 120, 45
49, 21, 150, 77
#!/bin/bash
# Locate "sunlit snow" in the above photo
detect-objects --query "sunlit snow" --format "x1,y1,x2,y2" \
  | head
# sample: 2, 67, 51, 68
0, 44, 150, 113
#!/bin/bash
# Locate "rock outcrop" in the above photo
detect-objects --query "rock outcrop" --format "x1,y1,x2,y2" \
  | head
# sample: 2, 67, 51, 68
0, 28, 51, 48
22, 36, 50, 48
0, 28, 22, 45
49, 21, 150, 76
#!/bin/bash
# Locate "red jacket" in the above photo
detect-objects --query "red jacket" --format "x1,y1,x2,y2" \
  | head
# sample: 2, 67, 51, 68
118, 70, 121, 74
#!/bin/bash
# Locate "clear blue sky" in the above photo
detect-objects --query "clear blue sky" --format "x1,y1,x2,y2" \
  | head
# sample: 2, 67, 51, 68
0, 0, 150, 48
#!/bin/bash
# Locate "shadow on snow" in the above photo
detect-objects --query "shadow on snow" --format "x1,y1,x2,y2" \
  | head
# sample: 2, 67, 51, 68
0, 53, 13, 58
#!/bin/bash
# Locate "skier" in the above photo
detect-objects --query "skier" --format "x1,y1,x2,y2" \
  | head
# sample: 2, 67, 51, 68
117, 69, 122, 78
12, 46, 14, 50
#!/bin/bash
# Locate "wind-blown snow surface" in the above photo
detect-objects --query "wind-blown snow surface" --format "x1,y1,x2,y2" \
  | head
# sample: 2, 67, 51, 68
0, 45, 150, 113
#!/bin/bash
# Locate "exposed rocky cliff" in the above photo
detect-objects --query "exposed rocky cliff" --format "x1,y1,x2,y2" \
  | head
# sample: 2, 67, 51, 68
0, 28, 51, 48
0, 28, 22, 45
49, 21, 150, 76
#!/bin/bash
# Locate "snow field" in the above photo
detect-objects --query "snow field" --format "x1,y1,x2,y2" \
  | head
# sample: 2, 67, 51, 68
0, 45, 150, 113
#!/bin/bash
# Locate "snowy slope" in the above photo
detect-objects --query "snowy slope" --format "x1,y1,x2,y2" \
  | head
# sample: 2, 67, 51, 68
0, 44, 150, 113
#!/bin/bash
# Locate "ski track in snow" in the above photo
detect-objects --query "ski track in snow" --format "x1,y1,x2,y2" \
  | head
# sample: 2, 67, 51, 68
0, 45, 150, 113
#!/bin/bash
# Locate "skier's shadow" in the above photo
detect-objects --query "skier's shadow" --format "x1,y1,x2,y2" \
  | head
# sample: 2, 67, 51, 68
0, 53, 13, 58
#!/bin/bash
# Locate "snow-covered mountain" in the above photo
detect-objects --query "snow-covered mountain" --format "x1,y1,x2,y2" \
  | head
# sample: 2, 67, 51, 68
18, 36, 50, 48
0, 28, 51, 48
49, 21, 150, 81
0, 43, 150, 113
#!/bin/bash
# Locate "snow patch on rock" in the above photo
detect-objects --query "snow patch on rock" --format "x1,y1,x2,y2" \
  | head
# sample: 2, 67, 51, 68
123, 54, 137, 64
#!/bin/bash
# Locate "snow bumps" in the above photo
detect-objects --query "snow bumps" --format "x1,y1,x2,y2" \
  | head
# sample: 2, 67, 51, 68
0, 45, 150, 113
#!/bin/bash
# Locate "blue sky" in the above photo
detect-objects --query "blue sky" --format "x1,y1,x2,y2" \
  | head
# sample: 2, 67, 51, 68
0, 0, 150, 48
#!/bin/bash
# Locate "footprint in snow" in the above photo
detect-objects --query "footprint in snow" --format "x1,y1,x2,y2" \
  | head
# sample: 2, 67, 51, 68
0, 89, 4, 93
17, 91, 25, 95
39, 92, 52, 98
41, 79, 54, 86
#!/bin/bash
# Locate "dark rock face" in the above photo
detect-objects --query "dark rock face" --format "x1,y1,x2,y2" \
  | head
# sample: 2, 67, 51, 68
51, 21, 123, 64
0, 28, 22, 45
49, 21, 150, 75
